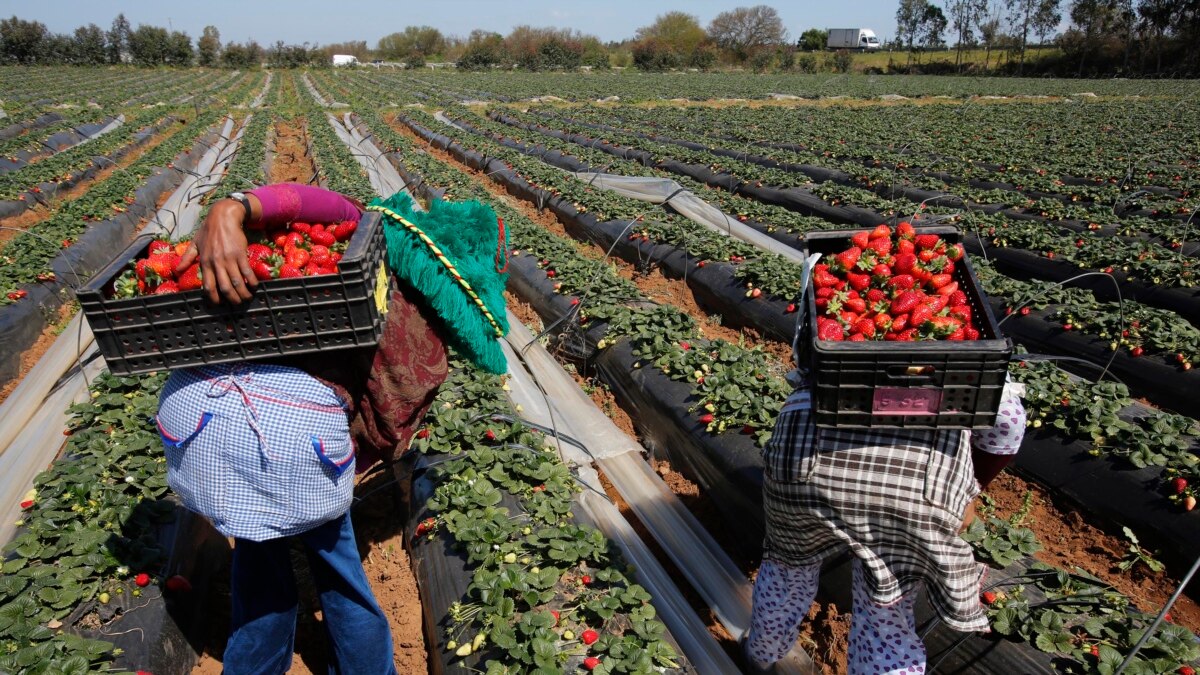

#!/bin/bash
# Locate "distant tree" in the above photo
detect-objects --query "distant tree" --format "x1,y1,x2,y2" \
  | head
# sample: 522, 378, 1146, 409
377, 26, 445, 60
579, 35, 611, 69
919, 3, 949, 51
797, 28, 828, 51
266, 40, 321, 68
107, 13, 130, 64
1007, 0, 1060, 71
1137, 0, 1175, 73
977, 1, 1008, 69
72, 23, 108, 65
168, 30, 193, 65
221, 40, 263, 68
947, 0, 987, 68
0, 16, 48, 64
128, 25, 172, 66
1066, 0, 1130, 74
707, 5, 788, 62
197, 25, 221, 66
896, 0, 926, 57
323, 40, 370, 61
1031, 0, 1062, 56
457, 30, 505, 69
631, 38, 681, 70
635, 11, 707, 56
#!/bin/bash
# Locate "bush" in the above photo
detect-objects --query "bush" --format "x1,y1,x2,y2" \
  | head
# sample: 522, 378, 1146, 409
688, 44, 718, 70
405, 51, 425, 69
632, 39, 679, 71
831, 49, 854, 73
794, 53, 818, 73
749, 49, 774, 73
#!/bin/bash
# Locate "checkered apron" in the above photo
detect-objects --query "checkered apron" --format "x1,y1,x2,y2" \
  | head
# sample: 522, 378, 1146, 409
157, 363, 356, 542
761, 383, 989, 632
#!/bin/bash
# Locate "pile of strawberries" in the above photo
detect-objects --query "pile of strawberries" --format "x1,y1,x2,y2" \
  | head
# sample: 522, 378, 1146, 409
813, 223, 984, 342
111, 219, 356, 298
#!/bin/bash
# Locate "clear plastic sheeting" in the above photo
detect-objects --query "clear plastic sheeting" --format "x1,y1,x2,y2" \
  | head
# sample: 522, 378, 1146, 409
246, 72, 273, 109
144, 115, 246, 240
501, 312, 814, 674
330, 113, 414, 201
301, 73, 343, 108
569, 172, 810, 265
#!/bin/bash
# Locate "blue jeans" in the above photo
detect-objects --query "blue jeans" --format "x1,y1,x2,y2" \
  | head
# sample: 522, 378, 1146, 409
224, 512, 397, 675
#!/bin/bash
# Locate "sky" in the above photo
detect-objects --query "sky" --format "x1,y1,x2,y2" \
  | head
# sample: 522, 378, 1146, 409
10, 0, 916, 47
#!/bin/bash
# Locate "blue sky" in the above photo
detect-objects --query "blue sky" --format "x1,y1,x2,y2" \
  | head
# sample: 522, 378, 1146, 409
16, 1, 913, 46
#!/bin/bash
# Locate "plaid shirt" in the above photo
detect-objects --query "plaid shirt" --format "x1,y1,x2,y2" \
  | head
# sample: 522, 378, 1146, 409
761, 382, 993, 632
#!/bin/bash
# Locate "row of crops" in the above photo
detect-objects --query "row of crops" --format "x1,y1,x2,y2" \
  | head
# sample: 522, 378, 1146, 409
0, 65, 1198, 674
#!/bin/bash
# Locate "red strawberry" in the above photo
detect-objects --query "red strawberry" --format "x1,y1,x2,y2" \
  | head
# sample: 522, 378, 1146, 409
889, 274, 916, 290
946, 243, 965, 261
936, 281, 960, 297
891, 291, 921, 315
291, 222, 312, 234
851, 231, 870, 249
927, 295, 949, 313
845, 296, 867, 314
930, 273, 953, 289
853, 318, 876, 338
583, 657, 601, 671
153, 281, 179, 295
869, 224, 891, 239
1172, 477, 1189, 494
846, 272, 871, 291
915, 234, 941, 250
278, 263, 302, 278
949, 305, 972, 323
813, 270, 840, 288
165, 575, 192, 593
866, 237, 892, 256
918, 249, 939, 263
134, 573, 151, 587
817, 321, 844, 341
926, 316, 963, 338
581, 629, 599, 646
309, 226, 336, 247
893, 253, 917, 274
909, 304, 934, 327
871, 263, 892, 280
981, 591, 997, 605
286, 248, 310, 268
333, 219, 358, 242
250, 260, 275, 281
964, 326, 981, 340
891, 314, 909, 331
866, 288, 887, 303
897, 238, 916, 255
309, 244, 331, 266
416, 428, 430, 439
247, 243, 272, 262
699, 413, 714, 424
833, 247, 862, 272
896, 221, 915, 238
897, 328, 918, 341
146, 252, 180, 279
947, 290, 968, 307
551, 610, 561, 625
580, 575, 592, 586
148, 240, 173, 255
135, 258, 155, 282
176, 264, 202, 291
1177, 667, 1194, 675
947, 328, 966, 341
848, 333, 867, 341
485, 429, 497, 441
874, 313, 893, 332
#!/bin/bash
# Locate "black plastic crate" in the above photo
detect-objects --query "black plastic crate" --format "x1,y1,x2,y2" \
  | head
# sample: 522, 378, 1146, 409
78, 212, 388, 376
803, 225, 1012, 429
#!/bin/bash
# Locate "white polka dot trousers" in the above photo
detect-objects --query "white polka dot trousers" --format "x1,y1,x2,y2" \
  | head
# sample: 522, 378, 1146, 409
747, 559, 927, 674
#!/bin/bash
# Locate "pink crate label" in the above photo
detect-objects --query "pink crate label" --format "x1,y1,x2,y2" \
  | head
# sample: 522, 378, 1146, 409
872, 388, 942, 415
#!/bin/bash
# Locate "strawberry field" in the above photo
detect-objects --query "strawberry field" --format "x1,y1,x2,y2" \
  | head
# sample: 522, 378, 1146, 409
1, 66, 1198, 675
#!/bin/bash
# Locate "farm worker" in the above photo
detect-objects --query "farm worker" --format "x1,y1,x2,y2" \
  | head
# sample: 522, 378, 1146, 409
156, 183, 509, 674
743, 367, 1027, 674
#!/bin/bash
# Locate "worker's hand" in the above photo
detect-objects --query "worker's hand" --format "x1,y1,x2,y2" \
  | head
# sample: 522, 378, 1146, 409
178, 199, 256, 304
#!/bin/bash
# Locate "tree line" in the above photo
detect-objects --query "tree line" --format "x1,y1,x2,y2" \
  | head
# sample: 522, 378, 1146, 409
1, 2, 1197, 76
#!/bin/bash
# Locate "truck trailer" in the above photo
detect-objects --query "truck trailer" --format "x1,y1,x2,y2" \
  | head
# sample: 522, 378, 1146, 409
332, 54, 359, 67
826, 29, 881, 50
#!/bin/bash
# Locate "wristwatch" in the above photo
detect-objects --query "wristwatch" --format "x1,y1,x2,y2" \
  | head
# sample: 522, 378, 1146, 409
228, 191, 252, 223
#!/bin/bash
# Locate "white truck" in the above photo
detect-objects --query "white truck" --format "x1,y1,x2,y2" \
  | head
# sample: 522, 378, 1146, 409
826, 29, 881, 50
332, 54, 359, 67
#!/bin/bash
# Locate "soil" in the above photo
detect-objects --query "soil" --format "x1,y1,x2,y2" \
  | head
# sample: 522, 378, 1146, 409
0, 121, 185, 249
269, 118, 318, 186
191, 470, 427, 675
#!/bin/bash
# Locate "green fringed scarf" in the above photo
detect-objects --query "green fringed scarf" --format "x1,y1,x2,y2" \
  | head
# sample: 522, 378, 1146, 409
369, 192, 510, 374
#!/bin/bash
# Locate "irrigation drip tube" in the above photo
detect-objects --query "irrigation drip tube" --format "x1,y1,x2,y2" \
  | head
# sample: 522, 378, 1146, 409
0, 115, 178, 220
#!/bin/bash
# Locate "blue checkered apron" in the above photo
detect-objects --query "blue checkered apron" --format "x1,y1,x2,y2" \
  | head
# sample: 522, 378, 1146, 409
156, 363, 356, 542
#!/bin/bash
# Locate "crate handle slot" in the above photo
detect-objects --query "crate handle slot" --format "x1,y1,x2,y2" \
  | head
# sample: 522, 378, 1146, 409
886, 364, 937, 381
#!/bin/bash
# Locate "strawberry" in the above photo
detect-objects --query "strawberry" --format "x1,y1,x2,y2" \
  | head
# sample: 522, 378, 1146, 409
915, 234, 941, 250
176, 264, 202, 291
286, 248, 310, 268
135, 258, 154, 282
148, 239, 173, 255
927, 294, 949, 313
846, 272, 871, 291
981, 591, 997, 605
891, 291, 921, 315
853, 318, 876, 338
291, 222, 312, 234
309, 244, 332, 266
134, 573, 152, 587
833, 247, 862, 272
813, 270, 841, 288
278, 264, 302, 279
866, 288, 887, 303
416, 428, 430, 439
845, 296, 867, 314
247, 243, 272, 263
926, 316, 963, 338
333, 219, 357, 242
888, 274, 916, 290
896, 238, 916, 255
918, 249, 939, 263
817, 320, 844, 341
964, 326, 980, 340
947, 290, 968, 307
909, 304, 934, 327
580, 575, 592, 586
153, 281, 179, 295
1172, 477, 1189, 494
485, 429, 497, 441
871, 263, 892, 280
250, 260, 275, 281
866, 237, 892, 257
581, 629, 599, 646
848, 333, 867, 341
930, 273, 953, 289
1186, 495, 1197, 511
936, 281, 960, 297
947, 328, 966, 341
146, 252, 180, 279
851, 231, 870, 249
896, 221, 915, 238
874, 313, 893, 332
869, 224, 891, 240
550, 610, 561, 625
583, 657, 601, 671
891, 314, 909, 331
699, 413, 714, 424
946, 243, 965, 261
165, 575, 192, 593
309, 225, 336, 247
893, 253, 917, 274
949, 305, 972, 323
897, 328, 918, 341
